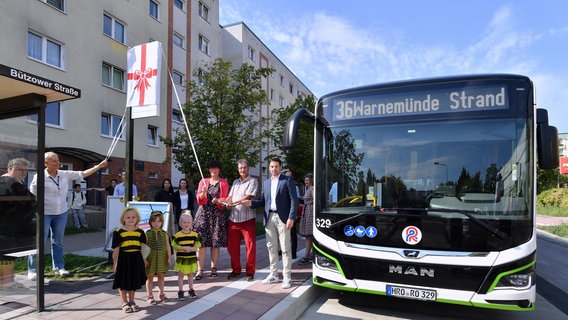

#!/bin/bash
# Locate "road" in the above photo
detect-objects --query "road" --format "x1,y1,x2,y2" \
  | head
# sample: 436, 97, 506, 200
298, 232, 568, 320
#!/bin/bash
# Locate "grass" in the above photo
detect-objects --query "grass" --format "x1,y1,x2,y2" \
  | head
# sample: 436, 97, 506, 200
538, 224, 568, 238
537, 205, 568, 238
537, 205, 568, 217
12, 227, 110, 278
14, 253, 112, 279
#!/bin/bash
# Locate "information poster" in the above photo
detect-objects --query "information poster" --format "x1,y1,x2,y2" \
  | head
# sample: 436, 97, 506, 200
105, 199, 174, 249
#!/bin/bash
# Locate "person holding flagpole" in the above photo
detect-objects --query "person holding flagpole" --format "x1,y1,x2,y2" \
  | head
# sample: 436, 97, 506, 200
29, 152, 107, 277
192, 160, 229, 280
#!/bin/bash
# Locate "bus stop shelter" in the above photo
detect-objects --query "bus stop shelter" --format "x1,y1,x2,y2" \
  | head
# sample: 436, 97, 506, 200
0, 63, 81, 314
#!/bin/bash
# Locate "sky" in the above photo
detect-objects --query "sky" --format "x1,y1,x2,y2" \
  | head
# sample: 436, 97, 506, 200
219, 1, 568, 133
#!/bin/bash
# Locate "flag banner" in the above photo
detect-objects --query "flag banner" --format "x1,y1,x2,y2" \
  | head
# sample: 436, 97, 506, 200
127, 41, 162, 118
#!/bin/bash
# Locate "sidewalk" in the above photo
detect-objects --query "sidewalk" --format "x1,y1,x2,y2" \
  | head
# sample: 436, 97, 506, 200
536, 214, 568, 226
7, 231, 319, 320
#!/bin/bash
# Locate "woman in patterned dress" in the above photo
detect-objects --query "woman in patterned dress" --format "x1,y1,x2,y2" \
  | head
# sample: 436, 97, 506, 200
298, 174, 314, 264
145, 211, 171, 304
193, 160, 229, 279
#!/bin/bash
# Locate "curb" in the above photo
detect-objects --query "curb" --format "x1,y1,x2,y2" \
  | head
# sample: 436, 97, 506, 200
537, 229, 568, 247
259, 277, 323, 320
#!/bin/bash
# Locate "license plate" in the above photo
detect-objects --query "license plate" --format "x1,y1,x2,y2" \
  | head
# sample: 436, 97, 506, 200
386, 285, 437, 301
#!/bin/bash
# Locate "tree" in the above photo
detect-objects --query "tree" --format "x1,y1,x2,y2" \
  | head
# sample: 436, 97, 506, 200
537, 167, 568, 194
330, 129, 365, 195
271, 95, 316, 179
161, 58, 273, 183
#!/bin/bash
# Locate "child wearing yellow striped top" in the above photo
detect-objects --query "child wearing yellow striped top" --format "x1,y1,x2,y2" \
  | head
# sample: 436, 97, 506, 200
112, 206, 147, 313
145, 211, 172, 305
171, 212, 201, 300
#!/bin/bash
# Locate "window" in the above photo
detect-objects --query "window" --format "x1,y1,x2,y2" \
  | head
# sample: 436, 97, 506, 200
101, 113, 125, 139
41, 0, 65, 11
149, 0, 159, 20
198, 35, 209, 54
197, 68, 205, 85
173, 33, 184, 49
289, 84, 294, 94
103, 13, 126, 44
147, 126, 158, 146
27, 31, 63, 68
198, 2, 209, 21
102, 63, 125, 91
279, 96, 284, 107
174, 0, 184, 10
247, 46, 255, 61
173, 71, 184, 85
270, 89, 274, 101
279, 74, 284, 86
173, 110, 182, 123
28, 101, 63, 127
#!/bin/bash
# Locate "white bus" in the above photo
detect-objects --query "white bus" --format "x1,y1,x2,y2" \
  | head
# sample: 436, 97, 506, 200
284, 74, 558, 311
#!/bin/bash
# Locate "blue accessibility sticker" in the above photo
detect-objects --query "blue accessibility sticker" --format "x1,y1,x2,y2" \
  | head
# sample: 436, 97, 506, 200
344, 225, 355, 237
365, 226, 378, 238
355, 225, 366, 237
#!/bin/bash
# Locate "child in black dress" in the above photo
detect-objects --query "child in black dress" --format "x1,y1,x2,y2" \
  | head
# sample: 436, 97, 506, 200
112, 206, 148, 313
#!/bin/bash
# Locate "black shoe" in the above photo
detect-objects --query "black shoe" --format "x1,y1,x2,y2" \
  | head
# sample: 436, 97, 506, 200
227, 272, 240, 280
188, 289, 197, 299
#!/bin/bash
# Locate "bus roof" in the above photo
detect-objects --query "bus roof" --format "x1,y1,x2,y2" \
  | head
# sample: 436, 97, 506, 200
319, 73, 531, 101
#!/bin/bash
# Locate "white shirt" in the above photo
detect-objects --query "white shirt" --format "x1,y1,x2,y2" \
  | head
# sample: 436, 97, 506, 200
30, 169, 83, 215
179, 192, 189, 209
270, 175, 279, 211
70, 190, 86, 209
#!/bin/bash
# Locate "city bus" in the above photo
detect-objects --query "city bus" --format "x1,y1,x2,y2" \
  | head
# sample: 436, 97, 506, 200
283, 74, 558, 311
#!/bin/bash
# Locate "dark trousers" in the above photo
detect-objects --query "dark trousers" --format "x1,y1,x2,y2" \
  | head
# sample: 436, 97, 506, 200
290, 220, 297, 259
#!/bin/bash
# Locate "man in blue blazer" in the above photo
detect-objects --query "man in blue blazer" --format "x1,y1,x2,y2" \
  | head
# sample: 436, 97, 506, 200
243, 157, 298, 289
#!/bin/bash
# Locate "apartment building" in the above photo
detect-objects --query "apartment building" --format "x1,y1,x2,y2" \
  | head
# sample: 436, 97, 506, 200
0, 0, 312, 204
222, 22, 313, 178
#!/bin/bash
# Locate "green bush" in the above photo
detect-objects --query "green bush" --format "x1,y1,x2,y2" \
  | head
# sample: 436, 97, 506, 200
536, 188, 568, 208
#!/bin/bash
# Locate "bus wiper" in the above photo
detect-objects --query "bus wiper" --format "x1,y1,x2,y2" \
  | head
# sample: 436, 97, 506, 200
427, 208, 508, 240
329, 212, 367, 228
328, 207, 388, 228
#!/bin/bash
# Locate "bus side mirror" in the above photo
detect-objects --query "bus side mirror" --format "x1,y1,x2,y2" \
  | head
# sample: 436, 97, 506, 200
536, 108, 559, 169
283, 108, 315, 150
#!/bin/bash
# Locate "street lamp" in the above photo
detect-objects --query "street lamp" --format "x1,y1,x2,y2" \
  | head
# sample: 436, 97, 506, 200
434, 162, 448, 184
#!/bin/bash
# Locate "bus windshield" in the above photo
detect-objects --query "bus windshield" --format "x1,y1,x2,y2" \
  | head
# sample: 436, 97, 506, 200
323, 117, 530, 221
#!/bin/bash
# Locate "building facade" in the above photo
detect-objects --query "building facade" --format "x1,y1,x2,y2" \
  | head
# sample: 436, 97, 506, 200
0, 0, 313, 203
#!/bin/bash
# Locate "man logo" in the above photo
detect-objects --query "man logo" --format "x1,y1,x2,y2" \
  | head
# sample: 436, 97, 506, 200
404, 250, 420, 258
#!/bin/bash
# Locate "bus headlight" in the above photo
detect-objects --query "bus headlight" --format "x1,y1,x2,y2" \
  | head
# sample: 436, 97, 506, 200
315, 252, 340, 273
496, 271, 533, 289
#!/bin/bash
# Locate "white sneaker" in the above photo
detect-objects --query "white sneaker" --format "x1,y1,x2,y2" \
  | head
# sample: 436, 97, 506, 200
281, 279, 291, 289
57, 269, 70, 276
27, 272, 37, 280
261, 275, 279, 284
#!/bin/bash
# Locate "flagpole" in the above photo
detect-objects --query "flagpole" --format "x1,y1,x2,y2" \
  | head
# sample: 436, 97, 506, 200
126, 107, 134, 202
